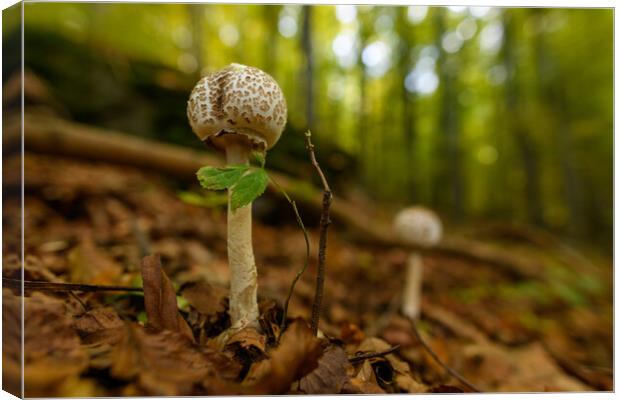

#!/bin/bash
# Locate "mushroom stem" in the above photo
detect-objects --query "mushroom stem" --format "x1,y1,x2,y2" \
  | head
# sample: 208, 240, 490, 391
401, 252, 424, 320
226, 139, 259, 329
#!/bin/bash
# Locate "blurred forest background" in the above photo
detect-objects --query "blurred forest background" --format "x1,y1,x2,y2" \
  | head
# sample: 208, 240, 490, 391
4, 4, 613, 251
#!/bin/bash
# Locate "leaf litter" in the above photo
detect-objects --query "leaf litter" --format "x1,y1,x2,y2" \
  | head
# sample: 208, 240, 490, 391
2, 152, 612, 395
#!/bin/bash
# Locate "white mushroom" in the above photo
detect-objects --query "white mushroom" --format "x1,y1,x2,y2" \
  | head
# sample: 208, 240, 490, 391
187, 63, 287, 329
393, 206, 442, 320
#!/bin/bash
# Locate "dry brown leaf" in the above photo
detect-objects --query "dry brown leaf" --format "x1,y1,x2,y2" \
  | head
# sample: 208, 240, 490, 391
181, 280, 230, 341
74, 306, 127, 369
347, 360, 386, 394
463, 341, 591, 392
299, 344, 349, 394
141, 254, 194, 341
340, 322, 365, 345
355, 337, 427, 393
258, 299, 282, 345
4, 254, 62, 284
180, 280, 228, 317
75, 306, 125, 338
209, 319, 322, 395
226, 326, 267, 353
3, 290, 88, 397
68, 237, 123, 285
108, 322, 236, 395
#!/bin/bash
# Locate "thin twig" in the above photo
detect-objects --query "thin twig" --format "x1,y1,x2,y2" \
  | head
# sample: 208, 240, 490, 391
348, 345, 401, 363
3, 277, 143, 293
68, 291, 89, 312
269, 176, 311, 342
304, 130, 333, 337
408, 316, 482, 393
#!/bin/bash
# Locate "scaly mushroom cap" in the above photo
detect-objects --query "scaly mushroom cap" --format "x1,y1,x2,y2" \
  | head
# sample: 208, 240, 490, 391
394, 206, 442, 247
187, 63, 287, 152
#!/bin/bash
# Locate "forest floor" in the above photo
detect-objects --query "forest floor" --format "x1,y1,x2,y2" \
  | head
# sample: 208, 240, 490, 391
2, 152, 613, 396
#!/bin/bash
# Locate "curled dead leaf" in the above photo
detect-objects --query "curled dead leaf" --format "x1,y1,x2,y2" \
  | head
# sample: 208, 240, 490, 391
209, 318, 322, 395
355, 337, 427, 393
299, 344, 350, 394
141, 254, 193, 342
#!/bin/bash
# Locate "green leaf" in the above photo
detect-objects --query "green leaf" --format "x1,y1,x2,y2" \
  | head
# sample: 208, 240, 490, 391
230, 168, 268, 210
196, 165, 249, 190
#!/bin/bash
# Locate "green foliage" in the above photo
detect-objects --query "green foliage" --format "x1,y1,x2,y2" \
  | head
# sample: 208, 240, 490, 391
17, 4, 613, 247
196, 164, 268, 211
196, 165, 249, 190
230, 169, 269, 210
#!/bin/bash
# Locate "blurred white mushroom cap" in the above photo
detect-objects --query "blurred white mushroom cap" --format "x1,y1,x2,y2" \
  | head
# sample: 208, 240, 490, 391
393, 206, 442, 247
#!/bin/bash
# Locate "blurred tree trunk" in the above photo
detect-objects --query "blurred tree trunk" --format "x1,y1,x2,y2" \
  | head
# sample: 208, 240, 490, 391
396, 7, 417, 201
502, 11, 544, 226
357, 9, 371, 187
188, 4, 204, 79
301, 5, 314, 131
262, 5, 280, 76
433, 8, 464, 219
531, 9, 582, 235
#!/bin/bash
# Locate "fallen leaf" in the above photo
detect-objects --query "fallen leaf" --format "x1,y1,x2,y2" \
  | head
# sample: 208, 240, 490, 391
180, 280, 228, 317
348, 360, 386, 394
3, 290, 88, 397
463, 341, 591, 392
68, 237, 123, 285
299, 344, 349, 394
340, 322, 365, 345
258, 299, 282, 345
210, 318, 322, 395
75, 306, 125, 338
355, 337, 427, 393
226, 327, 267, 354
108, 322, 237, 395
74, 307, 126, 369
141, 254, 193, 341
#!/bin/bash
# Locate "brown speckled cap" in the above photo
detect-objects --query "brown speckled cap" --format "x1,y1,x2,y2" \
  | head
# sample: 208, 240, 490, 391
187, 63, 287, 152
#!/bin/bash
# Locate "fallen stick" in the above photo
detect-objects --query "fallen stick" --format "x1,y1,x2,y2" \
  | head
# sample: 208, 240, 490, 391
5, 111, 543, 280
3, 277, 143, 293
408, 316, 481, 393
305, 130, 333, 336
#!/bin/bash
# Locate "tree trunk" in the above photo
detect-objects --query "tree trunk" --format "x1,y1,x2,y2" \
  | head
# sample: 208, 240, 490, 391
396, 7, 417, 200
301, 5, 314, 131
187, 4, 204, 79
433, 8, 464, 219
262, 5, 279, 76
503, 11, 544, 226
531, 9, 582, 234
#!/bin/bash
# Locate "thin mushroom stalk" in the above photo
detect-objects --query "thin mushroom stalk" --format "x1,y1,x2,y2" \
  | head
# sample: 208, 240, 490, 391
393, 206, 442, 320
402, 252, 424, 320
187, 63, 287, 330
225, 139, 259, 327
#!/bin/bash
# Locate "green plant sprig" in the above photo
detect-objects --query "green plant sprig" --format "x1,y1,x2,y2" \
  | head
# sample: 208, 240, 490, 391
196, 153, 311, 342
